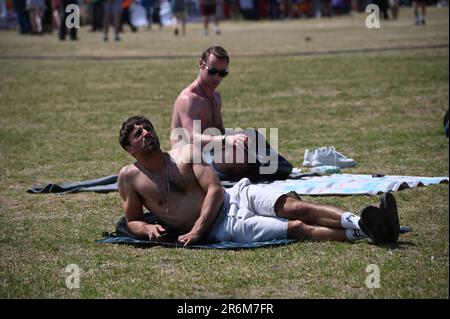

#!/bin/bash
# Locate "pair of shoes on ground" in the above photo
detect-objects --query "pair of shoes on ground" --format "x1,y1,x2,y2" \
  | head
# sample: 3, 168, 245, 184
202, 29, 221, 36
59, 37, 78, 41
359, 192, 400, 245
303, 146, 355, 168
103, 34, 121, 42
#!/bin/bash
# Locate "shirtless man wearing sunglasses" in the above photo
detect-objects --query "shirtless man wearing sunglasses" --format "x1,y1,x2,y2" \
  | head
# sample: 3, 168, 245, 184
170, 46, 292, 181
170, 46, 251, 180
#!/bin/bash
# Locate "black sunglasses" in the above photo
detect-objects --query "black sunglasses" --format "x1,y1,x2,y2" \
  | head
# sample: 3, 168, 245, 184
203, 61, 229, 78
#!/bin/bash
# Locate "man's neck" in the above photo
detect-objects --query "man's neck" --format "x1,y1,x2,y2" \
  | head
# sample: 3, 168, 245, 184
195, 79, 214, 99
135, 150, 166, 173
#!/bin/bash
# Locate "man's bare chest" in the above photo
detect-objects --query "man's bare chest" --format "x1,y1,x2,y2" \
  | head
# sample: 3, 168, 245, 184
135, 167, 196, 204
196, 98, 218, 128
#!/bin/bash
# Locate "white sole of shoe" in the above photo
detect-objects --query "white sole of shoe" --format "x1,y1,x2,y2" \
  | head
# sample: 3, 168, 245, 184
302, 160, 312, 167
311, 161, 355, 168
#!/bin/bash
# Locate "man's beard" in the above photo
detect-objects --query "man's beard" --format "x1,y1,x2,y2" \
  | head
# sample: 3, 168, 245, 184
143, 138, 161, 154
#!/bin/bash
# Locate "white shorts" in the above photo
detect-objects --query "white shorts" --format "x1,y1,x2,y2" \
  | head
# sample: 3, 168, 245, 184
207, 178, 290, 243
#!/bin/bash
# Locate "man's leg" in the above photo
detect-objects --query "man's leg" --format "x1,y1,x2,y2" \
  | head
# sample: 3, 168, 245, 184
275, 194, 400, 244
233, 181, 364, 242
276, 196, 365, 241
103, 1, 111, 40
275, 195, 348, 229
287, 220, 348, 241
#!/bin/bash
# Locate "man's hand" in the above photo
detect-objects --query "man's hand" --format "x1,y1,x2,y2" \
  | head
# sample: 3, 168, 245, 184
225, 133, 248, 147
178, 231, 201, 246
145, 224, 167, 242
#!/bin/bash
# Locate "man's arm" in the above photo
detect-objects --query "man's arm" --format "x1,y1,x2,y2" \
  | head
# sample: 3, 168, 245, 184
174, 94, 248, 149
177, 147, 225, 246
118, 166, 166, 241
175, 94, 225, 148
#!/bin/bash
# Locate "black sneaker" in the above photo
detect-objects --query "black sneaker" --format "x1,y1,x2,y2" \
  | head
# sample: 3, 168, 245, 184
358, 206, 391, 244
380, 192, 400, 243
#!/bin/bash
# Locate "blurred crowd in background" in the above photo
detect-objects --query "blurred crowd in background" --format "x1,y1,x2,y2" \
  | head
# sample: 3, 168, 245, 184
0, 0, 447, 39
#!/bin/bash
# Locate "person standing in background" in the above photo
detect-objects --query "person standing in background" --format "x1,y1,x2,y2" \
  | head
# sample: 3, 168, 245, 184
59, 0, 77, 40
200, 0, 220, 35
413, 0, 426, 25
27, 0, 46, 34
103, 0, 122, 41
51, 0, 60, 29
170, 0, 186, 35
141, 0, 153, 29
12, 0, 31, 34
120, 0, 138, 32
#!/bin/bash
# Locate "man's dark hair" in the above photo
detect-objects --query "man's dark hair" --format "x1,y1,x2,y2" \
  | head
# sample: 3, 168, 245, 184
201, 46, 229, 64
119, 116, 154, 150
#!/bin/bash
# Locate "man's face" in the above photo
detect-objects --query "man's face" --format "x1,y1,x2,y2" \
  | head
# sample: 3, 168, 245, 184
200, 54, 229, 89
127, 123, 160, 157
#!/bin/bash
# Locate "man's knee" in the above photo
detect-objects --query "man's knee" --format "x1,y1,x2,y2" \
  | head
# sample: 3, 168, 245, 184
287, 220, 314, 240
275, 194, 306, 217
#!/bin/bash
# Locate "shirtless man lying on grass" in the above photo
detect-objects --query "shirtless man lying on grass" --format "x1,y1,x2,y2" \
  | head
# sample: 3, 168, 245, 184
118, 115, 400, 246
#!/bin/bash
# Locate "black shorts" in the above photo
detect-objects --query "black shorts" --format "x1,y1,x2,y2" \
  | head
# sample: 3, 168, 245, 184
201, 4, 216, 16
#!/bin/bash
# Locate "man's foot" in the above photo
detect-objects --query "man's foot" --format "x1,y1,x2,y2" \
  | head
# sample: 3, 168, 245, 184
379, 192, 400, 243
103, 34, 108, 41
115, 34, 121, 42
358, 206, 392, 244
174, 28, 179, 36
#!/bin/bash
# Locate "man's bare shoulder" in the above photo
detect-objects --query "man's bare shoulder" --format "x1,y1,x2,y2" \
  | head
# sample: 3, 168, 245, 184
168, 144, 203, 165
118, 164, 140, 184
175, 86, 203, 111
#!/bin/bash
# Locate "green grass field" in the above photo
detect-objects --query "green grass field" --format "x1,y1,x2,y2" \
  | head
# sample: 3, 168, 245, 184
0, 7, 448, 299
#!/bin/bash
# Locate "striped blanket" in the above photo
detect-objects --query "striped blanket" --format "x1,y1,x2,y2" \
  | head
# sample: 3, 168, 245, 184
96, 237, 296, 249
27, 173, 448, 196
258, 174, 448, 196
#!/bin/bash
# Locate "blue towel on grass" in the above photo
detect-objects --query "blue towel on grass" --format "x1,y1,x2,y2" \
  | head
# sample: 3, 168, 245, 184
97, 212, 412, 249
97, 228, 412, 249
25, 171, 317, 194
28, 173, 448, 195
97, 212, 297, 249
96, 236, 296, 249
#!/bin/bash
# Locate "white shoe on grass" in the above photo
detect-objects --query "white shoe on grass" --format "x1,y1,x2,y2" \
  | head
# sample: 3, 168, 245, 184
303, 149, 313, 167
311, 146, 355, 168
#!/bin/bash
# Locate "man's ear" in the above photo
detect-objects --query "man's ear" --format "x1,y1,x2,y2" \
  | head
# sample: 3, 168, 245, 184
198, 59, 204, 69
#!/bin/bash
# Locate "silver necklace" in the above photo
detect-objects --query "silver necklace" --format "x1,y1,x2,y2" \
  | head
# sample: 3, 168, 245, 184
159, 153, 170, 214
136, 153, 170, 214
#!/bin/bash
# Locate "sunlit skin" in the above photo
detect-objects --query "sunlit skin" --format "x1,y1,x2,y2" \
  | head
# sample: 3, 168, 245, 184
119, 122, 353, 246
170, 52, 250, 178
